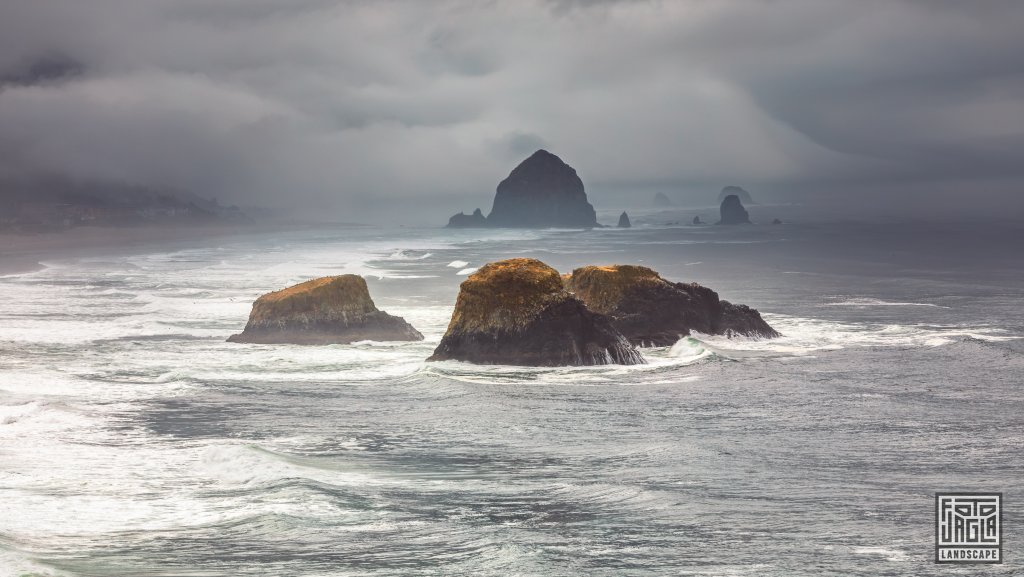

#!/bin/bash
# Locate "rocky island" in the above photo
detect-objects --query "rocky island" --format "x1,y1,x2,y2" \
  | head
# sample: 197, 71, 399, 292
718, 185, 754, 205
428, 258, 643, 366
618, 212, 631, 228
717, 194, 751, 225
228, 275, 423, 344
445, 150, 600, 229
653, 192, 673, 207
446, 208, 487, 228
564, 264, 779, 346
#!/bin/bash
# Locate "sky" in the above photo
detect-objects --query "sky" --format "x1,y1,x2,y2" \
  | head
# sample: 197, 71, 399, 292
1, 0, 1023, 223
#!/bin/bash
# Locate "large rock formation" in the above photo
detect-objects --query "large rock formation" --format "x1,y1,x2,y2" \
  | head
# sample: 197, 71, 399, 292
717, 194, 751, 225
228, 275, 423, 345
564, 265, 779, 346
485, 150, 599, 228
428, 258, 643, 366
446, 208, 487, 228
618, 211, 631, 228
653, 192, 673, 207
718, 185, 753, 204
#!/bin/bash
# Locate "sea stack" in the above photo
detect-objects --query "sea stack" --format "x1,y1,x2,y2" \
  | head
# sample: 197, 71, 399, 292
428, 258, 643, 366
484, 150, 599, 228
692, 216, 702, 225
564, 265, 779, 346
717, 194, 751, 225
618, 211, 631, 228
718, 185, 753, 204
228, 275, 423, 344
446, 208, 487, 228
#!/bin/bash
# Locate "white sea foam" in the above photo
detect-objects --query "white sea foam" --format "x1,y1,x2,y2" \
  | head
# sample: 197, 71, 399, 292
447, 260, 470, 268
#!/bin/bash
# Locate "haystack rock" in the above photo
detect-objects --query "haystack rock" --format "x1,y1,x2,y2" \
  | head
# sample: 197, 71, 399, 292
564, 265, 779, 346
428, 258, 643, 366
618, 211, 631, 228
718, 185, 754, 204
485, 150, 599, 228
228, 275, 423, 344
447, 208, 487, 228
717, 194, 751, 225
653, 192, 673, 207
692, 216, 702, 225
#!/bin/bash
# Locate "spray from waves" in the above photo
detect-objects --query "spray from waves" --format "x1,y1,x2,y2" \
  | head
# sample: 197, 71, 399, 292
693, 313, 1020, 356
823, 297, 950, 308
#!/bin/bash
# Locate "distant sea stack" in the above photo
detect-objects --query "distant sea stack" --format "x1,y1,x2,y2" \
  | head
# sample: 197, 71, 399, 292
718, 186, 753, 204
692, 216, 702, 225
717, 194, 751, 225
653, 192, 673, 207
564, 265, 780, 346
618, 212, 631, 228
444, 150, 599, 229
447, 208, 487, 228
428, 258, 643, 366
228, 275, 423, 344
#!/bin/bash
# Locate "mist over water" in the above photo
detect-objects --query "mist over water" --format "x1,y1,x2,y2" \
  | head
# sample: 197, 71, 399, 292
1, 217, 1022, 576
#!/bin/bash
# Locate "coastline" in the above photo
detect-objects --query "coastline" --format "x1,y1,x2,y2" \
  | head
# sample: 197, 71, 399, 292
0, 222, 307, 276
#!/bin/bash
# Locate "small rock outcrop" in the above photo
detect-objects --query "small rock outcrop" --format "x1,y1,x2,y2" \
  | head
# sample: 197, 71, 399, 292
692, 216, 702, 225
228, 275, 423, 345
485, 150, 599, 229
653, 192, 673, 207
564, 265, 779, 346
718, 185, 754, 204
618, 211, 631, 228
428, 258, 643, 366
772, 218, 782, 225
447, 208, 487, 228
717, 194, 751, 225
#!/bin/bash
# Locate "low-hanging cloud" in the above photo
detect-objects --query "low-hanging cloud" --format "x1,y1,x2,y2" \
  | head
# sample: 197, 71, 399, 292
1, 0, 1022, 222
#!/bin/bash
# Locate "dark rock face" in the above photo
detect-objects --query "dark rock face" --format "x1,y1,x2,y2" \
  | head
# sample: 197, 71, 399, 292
428, 258, 643, 366
692, 216, 702, 225
717, 194, 751, 225
485, 150, 598, 228
718, 185, 753, 204
228, 275, 423, 344
653, 192, 673, 207
447, 208, 487, 228
565, 265, 779, 346
772, 218, 782, 225
618, 211, 631, 228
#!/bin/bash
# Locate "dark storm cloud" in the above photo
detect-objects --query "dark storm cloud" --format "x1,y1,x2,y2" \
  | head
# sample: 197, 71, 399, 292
1, 0, 1022, 221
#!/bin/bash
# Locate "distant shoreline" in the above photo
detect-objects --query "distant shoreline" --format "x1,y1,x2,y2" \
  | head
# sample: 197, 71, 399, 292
0, 222, 309, 276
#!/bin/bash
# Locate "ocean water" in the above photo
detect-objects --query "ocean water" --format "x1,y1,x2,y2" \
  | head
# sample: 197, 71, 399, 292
1, 214, 1022, 576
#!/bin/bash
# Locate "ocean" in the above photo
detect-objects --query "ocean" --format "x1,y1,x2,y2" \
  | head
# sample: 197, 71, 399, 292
1, 211, 1022, 576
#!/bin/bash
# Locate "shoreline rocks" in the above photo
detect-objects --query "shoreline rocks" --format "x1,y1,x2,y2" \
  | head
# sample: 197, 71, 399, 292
618, 211, 631, 228
228, 275, 423, 345
564, 264, 779, 346
428, 258, 643, 366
